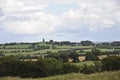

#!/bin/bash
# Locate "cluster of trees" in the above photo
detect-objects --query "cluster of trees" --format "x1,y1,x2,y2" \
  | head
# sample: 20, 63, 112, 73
111, 41, 120, 46
85, 48, 101, 61
0, 57, 80, 78
96, 41, 120, 48
0, 53, 4, 57
45, 48, 101, 62
1, 40, 120, 47
49, 40, 94, 46
81, 40, 94, 46
7, 47, 119, 63
47, 40, 120, 47
0, 56, 119, 78
101, 56, 120, 71
45, 50, 79, 63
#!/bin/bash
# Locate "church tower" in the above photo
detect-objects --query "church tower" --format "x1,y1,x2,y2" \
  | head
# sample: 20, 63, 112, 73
42, 38, 45, 43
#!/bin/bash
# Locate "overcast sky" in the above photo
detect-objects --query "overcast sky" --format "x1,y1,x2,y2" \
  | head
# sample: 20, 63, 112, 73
0, 0, 120, 43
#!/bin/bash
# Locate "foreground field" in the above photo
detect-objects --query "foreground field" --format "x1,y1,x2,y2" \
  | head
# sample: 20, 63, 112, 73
0, 70, 120, 80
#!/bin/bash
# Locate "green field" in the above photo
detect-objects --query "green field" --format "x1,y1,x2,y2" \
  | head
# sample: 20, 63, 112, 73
0, 70, 120, 80
0, 44, 92, 56
73, 61, 99, 66
0, 44, 31, 49
1, 48, 116, 56
56, 45, 92, 49
3, 48, 70, 56
0, 42, 119, 56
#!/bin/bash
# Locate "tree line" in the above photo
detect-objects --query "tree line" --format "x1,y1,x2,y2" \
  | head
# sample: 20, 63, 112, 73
1, 40, 120, 46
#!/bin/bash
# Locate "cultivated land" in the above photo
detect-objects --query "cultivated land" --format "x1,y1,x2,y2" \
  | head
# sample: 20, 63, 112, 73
0, 70, 120, 80
0, 41, 120, 80
0, 42, 119, 56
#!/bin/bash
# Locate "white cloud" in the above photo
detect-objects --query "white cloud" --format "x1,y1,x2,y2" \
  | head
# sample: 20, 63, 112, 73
0, 0, 61, 34
60, 0, 120, 31
0, 0, 120, 35
2, 12, 60, 34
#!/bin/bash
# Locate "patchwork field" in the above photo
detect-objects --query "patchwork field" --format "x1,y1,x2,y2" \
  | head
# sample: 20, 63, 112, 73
0, 43, 118, 56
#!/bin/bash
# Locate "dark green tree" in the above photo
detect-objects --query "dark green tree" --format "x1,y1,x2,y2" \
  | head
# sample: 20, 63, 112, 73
69, 51, 79, 62
92, 48, 101, 56
81, 40, 94, 46
36, 58, 61, 76
59, 53, 69, 62
85, 52, 98, 61
61, 63, 79, 74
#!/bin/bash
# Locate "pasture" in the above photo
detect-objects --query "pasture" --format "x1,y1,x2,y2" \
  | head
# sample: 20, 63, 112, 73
0, 42, 120, 57
0, 70, 120, 80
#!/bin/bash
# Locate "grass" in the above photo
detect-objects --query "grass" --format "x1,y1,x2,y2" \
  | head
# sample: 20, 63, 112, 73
100, 49, 114, 52
0, 70, 120, 80
84, 49, 115, 52
0, 43, 119, 56
0, 44, 31, 49
38, 71, 120, 80
4, 49, 70, 56
0, 49, 33, 53
56, 45, 92, 49
73, 61, 97, 66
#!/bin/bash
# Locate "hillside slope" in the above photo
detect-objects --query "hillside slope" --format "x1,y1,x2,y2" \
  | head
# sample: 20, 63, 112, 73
0, 70, 120, 80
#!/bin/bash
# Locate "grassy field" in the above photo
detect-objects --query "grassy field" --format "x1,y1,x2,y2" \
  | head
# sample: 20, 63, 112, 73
83, 48, 115, 52
56, 45, 93, 49
0, 70, 120, 80
0, 44, 31, 49
73, 61, 98, 66
4, 48, 70, 56
0, 42, 119, 56
2, 48, 115, 56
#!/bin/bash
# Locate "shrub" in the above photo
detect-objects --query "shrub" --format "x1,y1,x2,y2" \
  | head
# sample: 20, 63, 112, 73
101, 55, 120, 71
61, 63, 80, 74
80, 64, 96, 74
85, 52, 98, 61
36, 58, 62, 77
94, 61, 102, 72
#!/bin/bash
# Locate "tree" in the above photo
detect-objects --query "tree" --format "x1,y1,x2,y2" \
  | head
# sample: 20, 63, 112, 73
111, 41, 120, 46
92, 48, 101, 56
81, 40, 94, 46
49, 40, 54, 43
61, 63, 79, 74
80, 64, 96, 74
46, 52, 58, 59
85, 52, 98, 61
69, 51, 79, 62
36, 58, 61, 76
59, 53, 69, 62
0, 53, 5, 57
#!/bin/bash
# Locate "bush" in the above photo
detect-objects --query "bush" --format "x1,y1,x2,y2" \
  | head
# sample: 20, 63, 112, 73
80, 64, 96, 74
85, 52, 98, 61
94, 61, 102, 72
101, 56, 120, 71
0, 57, 61, 78
61, 63, 80, 74
36, 58, 62, 77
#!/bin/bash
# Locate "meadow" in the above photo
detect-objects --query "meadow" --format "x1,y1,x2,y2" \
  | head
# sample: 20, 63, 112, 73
0, 42, 118, 56
0, 70, 120, 80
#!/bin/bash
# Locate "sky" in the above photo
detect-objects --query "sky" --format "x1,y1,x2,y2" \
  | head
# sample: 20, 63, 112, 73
0, 0, 120, 43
